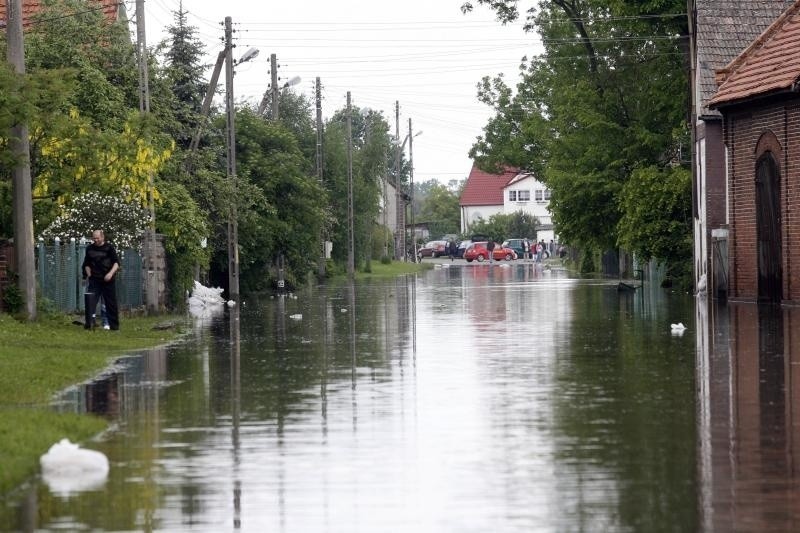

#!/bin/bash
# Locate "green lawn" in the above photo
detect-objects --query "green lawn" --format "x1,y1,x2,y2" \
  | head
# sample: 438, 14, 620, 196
357, 260, 432, 277
0, 313, 187, 494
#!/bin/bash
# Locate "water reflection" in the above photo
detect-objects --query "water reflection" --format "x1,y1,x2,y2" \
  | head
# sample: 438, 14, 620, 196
697, 301, 800, 531
5, 266, 800, 531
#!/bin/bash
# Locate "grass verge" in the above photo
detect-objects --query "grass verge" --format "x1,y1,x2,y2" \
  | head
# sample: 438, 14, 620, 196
358, 260, 432, 278
0, 313, 188, 494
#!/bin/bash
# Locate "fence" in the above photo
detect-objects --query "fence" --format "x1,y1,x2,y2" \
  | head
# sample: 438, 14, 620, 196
37, 239, 143, 313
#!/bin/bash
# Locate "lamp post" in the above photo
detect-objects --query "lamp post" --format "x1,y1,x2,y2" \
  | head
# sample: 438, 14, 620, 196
224, 16, 259, 302
407, 119, 422, 260
394, 128, 422, 261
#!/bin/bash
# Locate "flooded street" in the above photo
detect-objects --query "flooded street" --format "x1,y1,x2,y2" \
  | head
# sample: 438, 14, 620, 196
4, 263, 800, 531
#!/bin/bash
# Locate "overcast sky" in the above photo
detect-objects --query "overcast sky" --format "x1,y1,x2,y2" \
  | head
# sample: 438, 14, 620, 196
142, 0, 540, 185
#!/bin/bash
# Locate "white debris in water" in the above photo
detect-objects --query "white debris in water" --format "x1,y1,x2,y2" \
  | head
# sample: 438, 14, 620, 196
40, 438, 109, 495
187, 281, 226, 318
289, 314, 302, 320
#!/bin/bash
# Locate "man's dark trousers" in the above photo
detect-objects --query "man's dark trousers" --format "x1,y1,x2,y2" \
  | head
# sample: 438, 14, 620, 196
85, 278, 119, 330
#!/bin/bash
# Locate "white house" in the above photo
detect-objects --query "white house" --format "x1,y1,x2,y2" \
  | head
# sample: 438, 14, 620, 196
502, 172, 555, 242
460, 165, 555, 242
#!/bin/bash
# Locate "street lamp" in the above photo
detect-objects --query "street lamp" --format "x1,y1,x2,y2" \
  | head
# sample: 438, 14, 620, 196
224, 17, 259, 302
407, 120, 422, 260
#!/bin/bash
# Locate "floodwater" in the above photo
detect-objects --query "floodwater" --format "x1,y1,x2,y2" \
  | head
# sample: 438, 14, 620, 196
3, 262, 800, 532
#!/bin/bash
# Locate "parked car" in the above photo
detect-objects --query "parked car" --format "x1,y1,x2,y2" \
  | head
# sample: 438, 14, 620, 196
418, 240, 448, 259
464, 241, 517, 262
502, 238, 531, 259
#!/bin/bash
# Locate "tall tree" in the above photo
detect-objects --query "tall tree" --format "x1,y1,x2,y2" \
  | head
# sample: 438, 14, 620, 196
463, 0, 691, 276
161, 1, 207, 150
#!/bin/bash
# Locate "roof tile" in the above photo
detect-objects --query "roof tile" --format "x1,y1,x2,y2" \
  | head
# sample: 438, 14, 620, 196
696, 0, 793, 117
0, 0, 119, 29
710, 0, 800, 107
459, 164, 518, 206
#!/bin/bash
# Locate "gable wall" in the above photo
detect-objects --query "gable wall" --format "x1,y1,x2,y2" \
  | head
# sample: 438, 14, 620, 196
723, 98, 800, 302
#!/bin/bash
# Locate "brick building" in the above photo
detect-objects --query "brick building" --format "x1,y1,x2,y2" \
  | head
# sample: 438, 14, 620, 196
709, 0, 800, 303
689, 0, 792, 298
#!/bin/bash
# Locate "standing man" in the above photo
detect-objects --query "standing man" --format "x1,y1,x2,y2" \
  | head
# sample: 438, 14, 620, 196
82, 229, 120, 330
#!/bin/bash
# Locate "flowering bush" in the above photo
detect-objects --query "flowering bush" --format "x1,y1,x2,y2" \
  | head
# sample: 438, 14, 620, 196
40, 192, 149, 250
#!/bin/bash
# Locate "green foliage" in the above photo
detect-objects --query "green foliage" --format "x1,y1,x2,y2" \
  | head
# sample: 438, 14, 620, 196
2, 278, 23, 314
155, 180, 210, 308
468, 0, 691, 269
618, 165, 692, 262
232, 108, 327, 290
40, 192, 149, 250
468, 211, 539, 243
417, 181, 461, 237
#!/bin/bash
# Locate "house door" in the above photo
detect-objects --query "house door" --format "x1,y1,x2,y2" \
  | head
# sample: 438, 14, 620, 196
755, 152, 782, 302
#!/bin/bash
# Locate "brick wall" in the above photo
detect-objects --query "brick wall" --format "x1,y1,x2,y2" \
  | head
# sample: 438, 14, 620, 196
723, 97, 800, 302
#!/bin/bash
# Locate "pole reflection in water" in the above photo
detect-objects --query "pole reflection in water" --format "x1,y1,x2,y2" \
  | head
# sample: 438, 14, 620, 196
229, 306, 241, 529
697, 301, 800, 531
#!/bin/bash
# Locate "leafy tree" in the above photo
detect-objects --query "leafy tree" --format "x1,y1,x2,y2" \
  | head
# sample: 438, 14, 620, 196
154, 180, 210, 307
417, 181, 460, 237
231, 108, 326, 289
160, 0, 207, 150
464, 0, 691, 275
468, 211, 539, 243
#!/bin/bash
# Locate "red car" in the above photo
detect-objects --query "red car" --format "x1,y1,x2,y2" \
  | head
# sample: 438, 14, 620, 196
464, 241, 517, 262
417, 240, 448, 259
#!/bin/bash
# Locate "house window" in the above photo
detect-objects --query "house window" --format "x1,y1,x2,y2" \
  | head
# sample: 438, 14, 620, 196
544, 189, 552, 201
518, 190, 530, 201
535, 190, 544, 201
509, 191, 517, 201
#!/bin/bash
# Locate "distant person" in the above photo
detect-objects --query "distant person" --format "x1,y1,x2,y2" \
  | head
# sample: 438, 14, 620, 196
82, 229, 120, 330
448, 240, 457, 261
536, 241, 543, 263
549, 239, 555, 257
487, 240, 496, 263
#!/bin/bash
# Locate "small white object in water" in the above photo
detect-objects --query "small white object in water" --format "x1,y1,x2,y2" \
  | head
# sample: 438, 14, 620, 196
227, 300, 235, 307
40, 438, 109, 494
340, 308, 348, 313
670, 323, 687, 335
289, 314, 302, 320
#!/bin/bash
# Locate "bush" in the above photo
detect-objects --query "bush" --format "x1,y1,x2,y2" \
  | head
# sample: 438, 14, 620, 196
2, 280, 23, 314
380, 255, 391, 265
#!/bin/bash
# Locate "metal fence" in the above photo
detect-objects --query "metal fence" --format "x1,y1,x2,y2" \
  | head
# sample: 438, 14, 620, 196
37, 239, 143, 313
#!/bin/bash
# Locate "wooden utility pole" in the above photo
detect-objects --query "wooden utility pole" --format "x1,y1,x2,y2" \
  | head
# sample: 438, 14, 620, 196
270, 53, 279, 120
136, 0, 158, 312
224, 16, 240, 301
394, 101, 403, 261
6, 0, 36, 319
408, 117, 415, 258
316, 77, 326, 278
346, 92, 355, 279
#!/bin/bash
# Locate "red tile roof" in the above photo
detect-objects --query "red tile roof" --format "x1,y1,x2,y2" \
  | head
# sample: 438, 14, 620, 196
0, 0, 120, 30
459, 164, 519, 207
710, 0, 800, 107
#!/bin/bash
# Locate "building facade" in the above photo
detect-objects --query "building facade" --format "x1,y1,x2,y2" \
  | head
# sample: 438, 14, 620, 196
709, 0, 800, 303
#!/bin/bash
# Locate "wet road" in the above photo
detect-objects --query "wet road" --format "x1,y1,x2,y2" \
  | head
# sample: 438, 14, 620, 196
4, 262, 799, 531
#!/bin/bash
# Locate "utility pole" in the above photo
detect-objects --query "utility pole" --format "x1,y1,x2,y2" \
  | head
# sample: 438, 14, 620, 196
408, 117, 415, 258
6, 0, 35, 319
224, 16, 240, 301
316, 77, 326, 278
346, 92, 355, 279
394, 101, 403, 261
270, 53, 279, 120
136, 0, 158, 312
